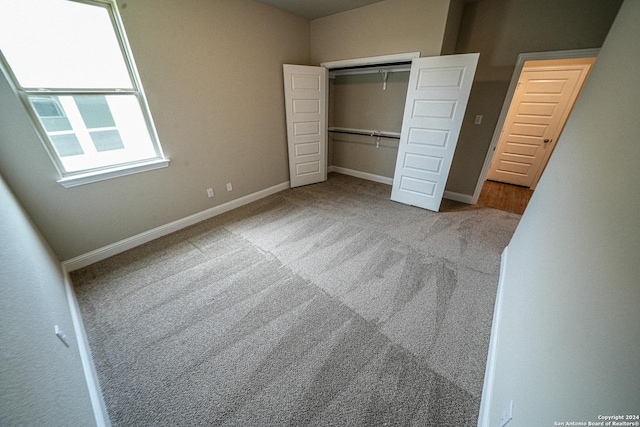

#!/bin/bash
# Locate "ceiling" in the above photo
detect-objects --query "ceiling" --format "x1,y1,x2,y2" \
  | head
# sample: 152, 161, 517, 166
253, 0, 388, 20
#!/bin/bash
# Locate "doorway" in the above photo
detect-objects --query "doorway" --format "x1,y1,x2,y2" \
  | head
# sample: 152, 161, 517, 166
487, 58, 594, 189
473, 49, 599, 207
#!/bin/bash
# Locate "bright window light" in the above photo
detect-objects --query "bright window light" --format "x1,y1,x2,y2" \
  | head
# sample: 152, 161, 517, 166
0, 0, 168, 186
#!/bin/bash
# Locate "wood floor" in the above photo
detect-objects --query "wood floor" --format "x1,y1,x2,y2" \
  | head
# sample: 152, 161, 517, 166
477, 180, 534, 215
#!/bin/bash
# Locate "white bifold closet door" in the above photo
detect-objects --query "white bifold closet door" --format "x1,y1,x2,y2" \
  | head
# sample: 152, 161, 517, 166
283, 64, 328, 188
283, 53, 478, 210
391, 53, 479, 212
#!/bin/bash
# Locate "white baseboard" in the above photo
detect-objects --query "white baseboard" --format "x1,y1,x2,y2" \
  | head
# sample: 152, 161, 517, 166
443, 190, 474, 204
328, 166, 474, 205
328, 166, 393, 186
477, 245, 509, 427
62, 181, 290, 271
63, 269, 110, 426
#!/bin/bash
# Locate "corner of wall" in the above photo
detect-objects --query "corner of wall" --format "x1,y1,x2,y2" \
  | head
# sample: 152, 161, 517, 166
441, 0, 465, 55
477, 245, 509, 426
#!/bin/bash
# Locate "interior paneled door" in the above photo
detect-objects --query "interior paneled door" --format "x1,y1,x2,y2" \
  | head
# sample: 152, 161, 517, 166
487, 64, 591, 188
391, 53, 479, 212
283, 64, 328, 188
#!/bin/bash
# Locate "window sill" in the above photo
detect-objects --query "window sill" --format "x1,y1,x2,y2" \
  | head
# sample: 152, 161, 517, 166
57, 158, 170, 188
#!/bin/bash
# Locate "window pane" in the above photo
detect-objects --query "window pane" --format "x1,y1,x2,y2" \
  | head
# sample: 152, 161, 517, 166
75, 96, 116, 129
103, 95, 157, 158
27, 94, 159, 173
51, 134, 83, 157
32, 97, 64, 117
41, 116, 73, 133
30, 97, 73, 132
0, 0, 132, 89
90, 130, 124, 152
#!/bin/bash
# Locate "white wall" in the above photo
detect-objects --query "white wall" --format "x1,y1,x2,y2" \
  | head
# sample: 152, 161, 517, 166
310, 0, 450, 64
481, 1, 640, 424
0, 174, 102, 425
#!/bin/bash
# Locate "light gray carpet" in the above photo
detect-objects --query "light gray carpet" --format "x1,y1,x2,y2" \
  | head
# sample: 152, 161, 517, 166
72, 173, 521, 426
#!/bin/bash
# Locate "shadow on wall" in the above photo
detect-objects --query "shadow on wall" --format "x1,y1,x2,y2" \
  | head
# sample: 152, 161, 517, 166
446, 0, 510, 195
448, 79, 510, 195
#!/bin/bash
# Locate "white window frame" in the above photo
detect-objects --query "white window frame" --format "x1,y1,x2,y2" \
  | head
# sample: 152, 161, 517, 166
0, 0, 169, 188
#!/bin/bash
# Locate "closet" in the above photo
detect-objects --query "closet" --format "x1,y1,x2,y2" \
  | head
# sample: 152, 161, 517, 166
284, 52, 478, 212
329, 63, 410, 184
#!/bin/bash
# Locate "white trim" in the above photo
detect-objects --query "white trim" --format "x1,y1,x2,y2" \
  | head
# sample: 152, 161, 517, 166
328, 166, 393, 186
478, 245, 510, 427
63, 269, 110, 427
443, 190, 474, 204
472, 48, 600, 204
321, 52, 420, 69
328, 167, 474, 205
62, 181, 290, 271
58, 159, 170, 188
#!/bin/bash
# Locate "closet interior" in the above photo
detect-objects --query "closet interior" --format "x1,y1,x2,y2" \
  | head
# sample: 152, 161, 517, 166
328, 64, 411, 184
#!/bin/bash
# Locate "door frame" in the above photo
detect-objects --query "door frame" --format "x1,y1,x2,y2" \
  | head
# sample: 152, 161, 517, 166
471, 48, 600, 204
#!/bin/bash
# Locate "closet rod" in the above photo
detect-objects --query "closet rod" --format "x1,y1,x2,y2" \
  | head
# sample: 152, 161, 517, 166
328, 64, 411, 78
328, 127, 400, 140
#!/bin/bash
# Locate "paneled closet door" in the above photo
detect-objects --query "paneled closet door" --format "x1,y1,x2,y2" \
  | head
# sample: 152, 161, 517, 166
391, 53, 479, 212
283, 65, 328, 188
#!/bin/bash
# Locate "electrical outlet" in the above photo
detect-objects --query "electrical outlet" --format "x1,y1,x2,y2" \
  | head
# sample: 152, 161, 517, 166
206, 188, 214, 198
55, 325, 70, 347
474, 114, 483, 124
500, 400, 513, 427
226, 183, 232, 192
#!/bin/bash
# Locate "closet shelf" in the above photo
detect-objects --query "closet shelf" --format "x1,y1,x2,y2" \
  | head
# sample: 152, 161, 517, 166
322, 51, 419, 77
328, 63, 411, 78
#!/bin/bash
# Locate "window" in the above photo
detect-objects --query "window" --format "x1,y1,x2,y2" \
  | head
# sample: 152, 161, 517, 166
0, 0, 168, 187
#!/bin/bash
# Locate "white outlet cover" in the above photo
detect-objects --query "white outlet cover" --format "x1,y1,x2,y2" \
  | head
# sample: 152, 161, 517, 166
55, 325, 70, 347
500, 400, 513, 427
